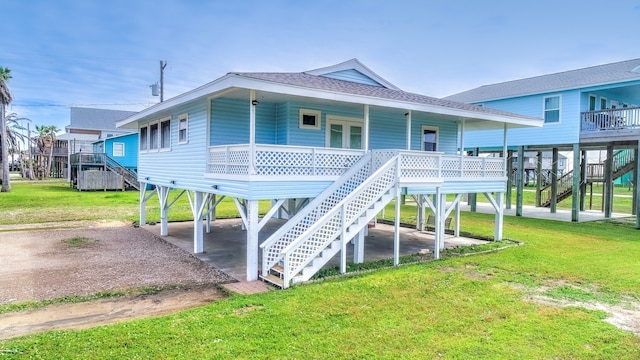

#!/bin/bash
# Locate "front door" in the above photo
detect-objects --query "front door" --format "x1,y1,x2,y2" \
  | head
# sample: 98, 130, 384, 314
326, 116, 363, 149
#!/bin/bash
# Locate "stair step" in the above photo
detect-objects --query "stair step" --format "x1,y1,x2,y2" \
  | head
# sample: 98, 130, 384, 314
260, 274, 285, 288
271, 264, 284, 277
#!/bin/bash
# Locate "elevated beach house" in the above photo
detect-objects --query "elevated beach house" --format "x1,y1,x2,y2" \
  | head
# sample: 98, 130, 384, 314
446, 58, 640, 224
117, 59, 541, 287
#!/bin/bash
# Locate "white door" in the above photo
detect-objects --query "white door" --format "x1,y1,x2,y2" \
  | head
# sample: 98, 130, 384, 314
326, 116, 363, 149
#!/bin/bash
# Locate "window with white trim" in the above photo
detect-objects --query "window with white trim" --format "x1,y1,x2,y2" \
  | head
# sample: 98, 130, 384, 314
160, 118, 171, 150
299, 109, 321, 129
422, 126, 438, 151
139, 126, 148, 151
543, 95, 560, 123
113, 142, 124, 157
149, 123, 159, 150
178, 114, 188, 144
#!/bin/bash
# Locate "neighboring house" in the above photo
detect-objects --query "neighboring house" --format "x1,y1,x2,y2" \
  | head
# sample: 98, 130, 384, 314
116, 58, 541, 287
92, 133, 139, 173
446, 58, 640, 222
62, 108, 139, 190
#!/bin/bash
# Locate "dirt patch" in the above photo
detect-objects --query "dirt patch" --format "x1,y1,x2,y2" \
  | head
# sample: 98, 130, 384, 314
530, 294, 640, 336
0, 224, 236, 339
0, 285, 225, 340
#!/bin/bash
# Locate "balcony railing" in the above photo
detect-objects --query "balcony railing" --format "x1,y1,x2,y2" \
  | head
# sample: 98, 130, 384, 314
70, 152, 107, 165
581, 107, 640, 131
206, 144, 505, 181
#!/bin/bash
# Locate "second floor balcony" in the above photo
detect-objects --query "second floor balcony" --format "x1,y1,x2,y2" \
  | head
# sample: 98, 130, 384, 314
580, 106, 640, 142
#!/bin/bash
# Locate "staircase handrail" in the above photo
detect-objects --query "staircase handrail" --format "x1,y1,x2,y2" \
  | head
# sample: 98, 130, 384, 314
280, 154, 399, 285
259, 152, 374, 272
104, 154, 139, 189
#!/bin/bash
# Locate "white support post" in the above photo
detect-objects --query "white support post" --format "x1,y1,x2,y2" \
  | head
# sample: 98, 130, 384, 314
193, 191, 204, 253
454, 198, 461, 237
246, 200, 259, 281
205, 196, 211, 234
460, 119, 466, 155
406, 110, 412, 150
494, 191, 504, 241
438, 192, 447, 249
353, 228, 365, 264
249, 89, 257, 175
139, 182, 147, 226
394, 186, 401, 266
158, 186, 170, 236
364, 104, 370, 151
340, 205, 347, 274
434, 187, 441, 259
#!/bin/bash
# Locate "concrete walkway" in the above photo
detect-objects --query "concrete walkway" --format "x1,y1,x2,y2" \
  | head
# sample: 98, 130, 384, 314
143, 218, 485, 282
459, 202, 631, 222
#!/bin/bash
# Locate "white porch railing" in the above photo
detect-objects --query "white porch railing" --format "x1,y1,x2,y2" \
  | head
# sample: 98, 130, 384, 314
207, 144, 366, 178
207, 145, 506, 180
581, 107, 640, 131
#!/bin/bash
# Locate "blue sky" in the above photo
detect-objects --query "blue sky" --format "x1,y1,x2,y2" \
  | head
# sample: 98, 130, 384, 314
2, 0, 640, 131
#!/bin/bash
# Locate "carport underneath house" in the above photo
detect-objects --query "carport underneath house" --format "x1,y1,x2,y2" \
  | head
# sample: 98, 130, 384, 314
141, 217, 488, 283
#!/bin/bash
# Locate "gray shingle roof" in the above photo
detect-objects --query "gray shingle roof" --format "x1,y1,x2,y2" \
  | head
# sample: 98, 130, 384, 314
445, 58, 640, 103
69, 107, 137, 131
233, 71, 537, 119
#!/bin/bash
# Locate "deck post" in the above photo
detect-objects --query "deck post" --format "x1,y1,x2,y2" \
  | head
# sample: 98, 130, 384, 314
454, 198, 460, 237
364, 104, 370, 151
506, 150, 513, 209
604, 145, 613, 218
433, 187, 442, 259
192, 191, 204, 253
516, 146, 524, 216
139, 182, 147, 225
438, 192, 447, 249
494, 191, 504, 241
535, 151, 542, 207
405, 111, 412, 150
249, 89, 257, 175
353, 228, 365, 264
246, 199, 259, 281
571, 144, 580, 222
469, 148, 479, 211
158, 186, 170, 236
633, 140, 640, 229
550, 148, 558, 213
393, 186, 401, 266
580, 150, 587, 211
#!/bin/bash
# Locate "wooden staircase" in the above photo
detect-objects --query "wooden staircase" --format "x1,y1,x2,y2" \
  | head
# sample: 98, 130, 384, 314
539, 149, 634, 207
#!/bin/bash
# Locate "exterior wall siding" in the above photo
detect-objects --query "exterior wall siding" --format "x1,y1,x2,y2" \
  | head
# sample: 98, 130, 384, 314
410, 115, 458, 154
138, 100, 210, 191
106, 133, 138, 170
465, 90, 581, 149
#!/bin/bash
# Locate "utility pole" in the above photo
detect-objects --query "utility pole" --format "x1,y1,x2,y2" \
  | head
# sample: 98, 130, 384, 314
160, 60, 167, 102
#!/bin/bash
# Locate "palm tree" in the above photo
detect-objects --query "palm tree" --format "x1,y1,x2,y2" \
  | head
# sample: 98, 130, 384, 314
0, 67, 13, 192
44, 125, 59, 177
4, 113, 31, 178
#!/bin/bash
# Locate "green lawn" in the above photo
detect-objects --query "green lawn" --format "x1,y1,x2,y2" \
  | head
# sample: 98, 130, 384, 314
1, 180, 640, 358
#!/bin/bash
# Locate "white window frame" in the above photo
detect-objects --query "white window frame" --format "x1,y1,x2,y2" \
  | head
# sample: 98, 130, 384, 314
543, 95, 561, 124
139, 125, 149, 152
159, 116, 171, 151
325, 115, 363, 149
178, 113, 188, 144
149, 121, 160, 151
299, 109, 321, 130
421, 125, 438, 152
113, 142, 124, 157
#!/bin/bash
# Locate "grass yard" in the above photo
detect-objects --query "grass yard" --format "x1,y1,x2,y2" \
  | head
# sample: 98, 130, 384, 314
1, 180, 640, 358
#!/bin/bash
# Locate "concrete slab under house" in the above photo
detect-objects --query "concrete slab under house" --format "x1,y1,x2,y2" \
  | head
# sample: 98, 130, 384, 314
117, 59, 542, 288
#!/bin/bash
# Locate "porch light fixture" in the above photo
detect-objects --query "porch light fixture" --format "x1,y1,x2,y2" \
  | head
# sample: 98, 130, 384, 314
404, 112, 409, 116
251, 100, 259, 106
211, 185, 218, 189
170, 180, 176, 185
145, 177, 150, 180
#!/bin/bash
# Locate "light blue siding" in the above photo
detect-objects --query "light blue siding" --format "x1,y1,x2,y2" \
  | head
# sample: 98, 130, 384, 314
410, 115, 458, 154
465, 90, 581, 148
369, 111, 408, 150
321, 69, 383, 87
138, 100, 210, 192
210, 98, 276, 146
105, 133, 138, 170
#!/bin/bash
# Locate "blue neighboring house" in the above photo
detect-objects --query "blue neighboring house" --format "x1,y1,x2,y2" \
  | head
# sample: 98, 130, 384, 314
446, 58, 640, 224
93, 133, 139, 173
117, 59, 540, 286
